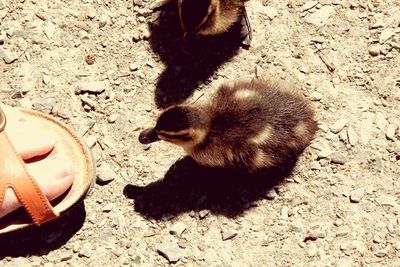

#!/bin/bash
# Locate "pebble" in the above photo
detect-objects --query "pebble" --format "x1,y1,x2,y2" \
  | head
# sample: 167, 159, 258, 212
76, 81, 105, 94
133, 0, 143, 6
386, 124, 398, 141
78, 243, 92, 258
359, 119, 373, 145
330, 118, 348, 133
309, 91, 323, 101
375, 113, 387, 130
305, 6, 335, 27
157, 243, 182, 263
170, 222, 187, 237
368, 45, 380, 56
310, 161, 321, 170
31, 98, 54, 114
265, 188, 278, 200
60, 253, 73, 262
0, 48, 18, 64
85, 8, 96, 19
347, 126, 358, 146
221, 229, 238, 241
85, 54, 95, 65
132, 31, 141, 42
199, 209, 209, 219
375, 195, 397, 206
44, 22, 56, 39
350, 188, 364, 203
80, 95, 97, 110
108, 113, 118, 123
308, 242, 318, 257
288, 222, 303, 233
102, 203, 114, 212
374, 247, 389, 257
301, 1, 318, 12
42, 74, 50, 85
255, 65, 265, 78
129, 63, 139, 71
317, 148, 332, 159
329, 152, 347, 164
96, 162, 116, 183
84, 135, 97, 148
379, 29, 394, 44
99, 14, 108, 28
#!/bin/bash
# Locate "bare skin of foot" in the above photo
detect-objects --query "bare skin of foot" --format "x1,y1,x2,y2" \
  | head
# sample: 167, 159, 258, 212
0, 106, 74, 219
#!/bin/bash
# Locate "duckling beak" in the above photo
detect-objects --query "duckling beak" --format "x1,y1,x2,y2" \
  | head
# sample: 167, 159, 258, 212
138, 127, 160, 144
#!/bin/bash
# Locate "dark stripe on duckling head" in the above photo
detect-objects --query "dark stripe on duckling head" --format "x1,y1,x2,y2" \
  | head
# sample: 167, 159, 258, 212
156, 106, 204, 133
180, 0, 212, 34
158, 131, 193, 141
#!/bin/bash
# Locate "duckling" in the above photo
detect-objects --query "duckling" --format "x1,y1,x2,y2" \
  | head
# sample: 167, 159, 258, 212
139, 79, 318, 172
177, 0, 252, 49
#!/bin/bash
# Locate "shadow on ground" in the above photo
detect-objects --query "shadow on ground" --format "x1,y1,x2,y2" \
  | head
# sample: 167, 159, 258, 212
148, 2, 245, 109
0, 201, 86, 258
124, 156, 297, 219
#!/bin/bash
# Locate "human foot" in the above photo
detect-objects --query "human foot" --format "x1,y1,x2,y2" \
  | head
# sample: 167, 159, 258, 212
0, 105, 75, 219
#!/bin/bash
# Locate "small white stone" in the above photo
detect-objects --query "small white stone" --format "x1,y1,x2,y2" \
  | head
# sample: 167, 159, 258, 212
375, 195, 397, 206
310, 91, 323, 101
386, 124, 398, 140
330, 117, 348, 134
305, 6, 335, 27
43, 74, 50, 85
379, 29, 394, 44
301, 1, 318, 12
108, 113, 118, 123
0, 47, 18, 64
359, 119, 374, 145
102, 203, 114, 212
347, 126, 358, 146
129, 63, 139, 71
169, 222, 187, 237
350, 188, 364, 203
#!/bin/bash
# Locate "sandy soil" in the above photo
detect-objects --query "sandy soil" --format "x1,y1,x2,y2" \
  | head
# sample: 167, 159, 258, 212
1, 0, 400, 266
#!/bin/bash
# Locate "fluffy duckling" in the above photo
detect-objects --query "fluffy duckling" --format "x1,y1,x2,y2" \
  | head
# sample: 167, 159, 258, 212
139, 79, 318, 172
177, 0, 252, 48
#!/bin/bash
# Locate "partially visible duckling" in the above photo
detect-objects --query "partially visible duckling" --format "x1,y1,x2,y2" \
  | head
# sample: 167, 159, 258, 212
139, 79, 318, 172
177, 0, 252, 51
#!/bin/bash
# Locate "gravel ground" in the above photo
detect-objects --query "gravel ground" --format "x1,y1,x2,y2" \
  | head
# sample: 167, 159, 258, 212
1, 0, 400, 266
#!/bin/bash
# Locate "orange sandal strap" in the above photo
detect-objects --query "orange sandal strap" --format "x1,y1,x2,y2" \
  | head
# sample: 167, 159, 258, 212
0, 131, 59, 225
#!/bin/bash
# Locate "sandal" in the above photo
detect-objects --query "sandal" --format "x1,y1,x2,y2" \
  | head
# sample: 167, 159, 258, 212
0, 105, 95, 234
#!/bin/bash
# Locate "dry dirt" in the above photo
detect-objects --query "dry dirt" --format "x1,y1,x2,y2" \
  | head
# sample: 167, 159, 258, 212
1, 0, 400, 266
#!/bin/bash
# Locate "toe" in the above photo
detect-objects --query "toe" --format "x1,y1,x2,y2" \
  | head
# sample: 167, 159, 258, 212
26, 155, 75, 202
2, 106, 56, 159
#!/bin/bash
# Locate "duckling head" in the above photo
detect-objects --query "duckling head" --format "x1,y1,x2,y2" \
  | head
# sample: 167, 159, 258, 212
139, 106, 209, 150
178, 0, 219, 47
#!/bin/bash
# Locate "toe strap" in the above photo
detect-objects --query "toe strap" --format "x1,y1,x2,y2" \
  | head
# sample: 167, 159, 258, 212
0, 131, 58, 225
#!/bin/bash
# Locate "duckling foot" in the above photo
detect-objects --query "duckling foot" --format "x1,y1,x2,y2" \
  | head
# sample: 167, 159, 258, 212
240, 8, 252, 48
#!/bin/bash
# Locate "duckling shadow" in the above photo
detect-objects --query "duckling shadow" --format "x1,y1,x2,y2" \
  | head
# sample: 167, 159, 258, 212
124, 157, 296, 219
0, 201, 86, 258
148, 2, 244, 109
